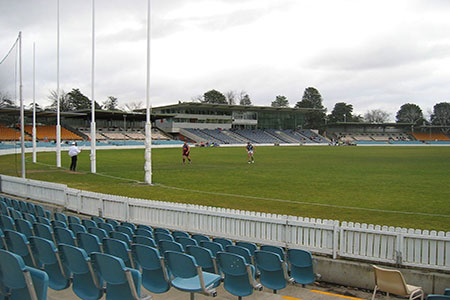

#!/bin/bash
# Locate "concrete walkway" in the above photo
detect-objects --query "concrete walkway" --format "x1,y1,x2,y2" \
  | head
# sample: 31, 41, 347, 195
48, 283, 375, 300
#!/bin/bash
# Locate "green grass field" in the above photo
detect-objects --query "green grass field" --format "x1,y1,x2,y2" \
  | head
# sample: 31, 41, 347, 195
1, 146, 449, 231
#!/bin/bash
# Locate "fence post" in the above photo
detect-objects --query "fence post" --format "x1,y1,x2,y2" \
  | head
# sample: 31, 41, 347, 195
396, 231, 404, 266
333, 221, 339, 259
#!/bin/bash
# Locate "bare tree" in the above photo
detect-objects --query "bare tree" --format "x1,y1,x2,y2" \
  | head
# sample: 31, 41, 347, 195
225, 90, 236, 105
191, 95, 203, 102
46, 90, 72, 111
122, 101, 144, 112
364, 109, 391, 123
238, 90, 252, 105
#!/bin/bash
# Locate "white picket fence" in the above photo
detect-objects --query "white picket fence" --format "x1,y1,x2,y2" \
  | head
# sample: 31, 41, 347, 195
1, 174, 448, 271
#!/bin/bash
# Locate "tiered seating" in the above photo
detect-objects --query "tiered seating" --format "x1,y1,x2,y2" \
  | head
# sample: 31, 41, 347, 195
126, 132, 146, 140
202, 129, 242, 144
0, 124, 30, 140
413, 132, 450, 141
184, 128, 224, 144
298, 129, 328, 143
232, 129, 285, 144
0, 194, 322, 300
101, 132, 128, 140
23, 125, 83, 141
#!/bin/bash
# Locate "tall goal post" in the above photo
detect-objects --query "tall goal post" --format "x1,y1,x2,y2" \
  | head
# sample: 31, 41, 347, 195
144, 0, 152, 185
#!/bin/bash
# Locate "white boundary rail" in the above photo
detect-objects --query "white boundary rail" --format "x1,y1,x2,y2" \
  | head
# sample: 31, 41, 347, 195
1, 174, 448, 271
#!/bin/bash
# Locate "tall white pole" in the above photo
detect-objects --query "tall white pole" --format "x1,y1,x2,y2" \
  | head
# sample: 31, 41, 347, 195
32, 42, 37, 163
144, 0, 152, 185
90, 0, 97, 173
56, 0, 61, 168
19, 32, 26, 179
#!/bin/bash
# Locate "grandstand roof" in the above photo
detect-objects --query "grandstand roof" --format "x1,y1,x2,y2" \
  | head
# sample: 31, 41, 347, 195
0, 107, 83, 117
149, 102, 323, 112
327, 121, 414, 127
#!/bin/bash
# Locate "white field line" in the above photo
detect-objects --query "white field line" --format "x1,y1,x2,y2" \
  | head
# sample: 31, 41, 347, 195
30, 160, 450, 219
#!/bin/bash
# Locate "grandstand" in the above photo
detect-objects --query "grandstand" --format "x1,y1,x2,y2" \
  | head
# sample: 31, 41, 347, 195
412, 132, 450, 141
0, 124, 30, 141
23, 125, 83, 141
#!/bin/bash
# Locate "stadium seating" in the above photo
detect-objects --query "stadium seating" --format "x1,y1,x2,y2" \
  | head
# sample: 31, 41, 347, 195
0, 124, 30, 141
1, 194, 332, 300
23, 125, 83, 141
412, 132, 450, 141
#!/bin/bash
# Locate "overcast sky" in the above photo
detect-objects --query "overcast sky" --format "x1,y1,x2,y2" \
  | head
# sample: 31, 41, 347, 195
1, 0, 450, 120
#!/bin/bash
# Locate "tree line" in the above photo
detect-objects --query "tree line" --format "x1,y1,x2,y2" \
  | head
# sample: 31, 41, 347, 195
196, 88, 450, 131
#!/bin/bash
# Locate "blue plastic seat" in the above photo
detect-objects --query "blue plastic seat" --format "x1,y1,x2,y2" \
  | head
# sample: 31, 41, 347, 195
135, 228, 153, 238
59, 244, 103, 300
137, 224, 152, 231
0, 228, 5, 249
226, 245, 253, 265
260, 245, 285, 261
0, 215, 15, 231
164, 251, 221, 299
217, 252, 262, 299
51, 220, 67, 230
158, 240, 183, 256
115, 225, 134, 239
0, 201, 8, 215
54, 212, 68, 224
8, 208, 23, 220
29, 236, 70, 290
427, 296, 450, 300
68, 215, 82, 225
121, 222, 136, 231
15, 219, 34, 238
4, 230, 37, 268
131, 244, 170, 294
255, 250, 292, 293
102, 238, 135, 269
69, 223, 87, 234
91, 216, 104, 224
105, 219, 119, 227
53, 227, 77, 246
236, 241, 258, 256
18, 201, 28, 213
25, 202, 36, 215
35, 216, 50, 226
186, 245, 218, 274
213, 237, 233, 249
22, 213, 37, 224
32, 223, 54, 243
88, 227, 108, 241
91, 252, 150, 300
191, 234, 211, 244
172, 230, 190, 239
154, 232, 174, 243
132, 235, 157, 248
287, 248, 318, 286
77, 232, 102, 254
10, 199, 20, 210
98, 222, 114, 234
110, 231, 132, 246
154, 227, 170, 235
200, 241, 224, 257
34, 205, 48, 218
0, 249, 49, 300
176, 237, 198, 251
82, 219, 97, 229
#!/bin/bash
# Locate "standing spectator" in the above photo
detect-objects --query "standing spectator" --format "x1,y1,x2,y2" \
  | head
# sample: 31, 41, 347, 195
68, 142, 81, 171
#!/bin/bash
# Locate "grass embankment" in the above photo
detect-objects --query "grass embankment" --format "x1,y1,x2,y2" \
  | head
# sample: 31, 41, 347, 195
1, 146, 449, 231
